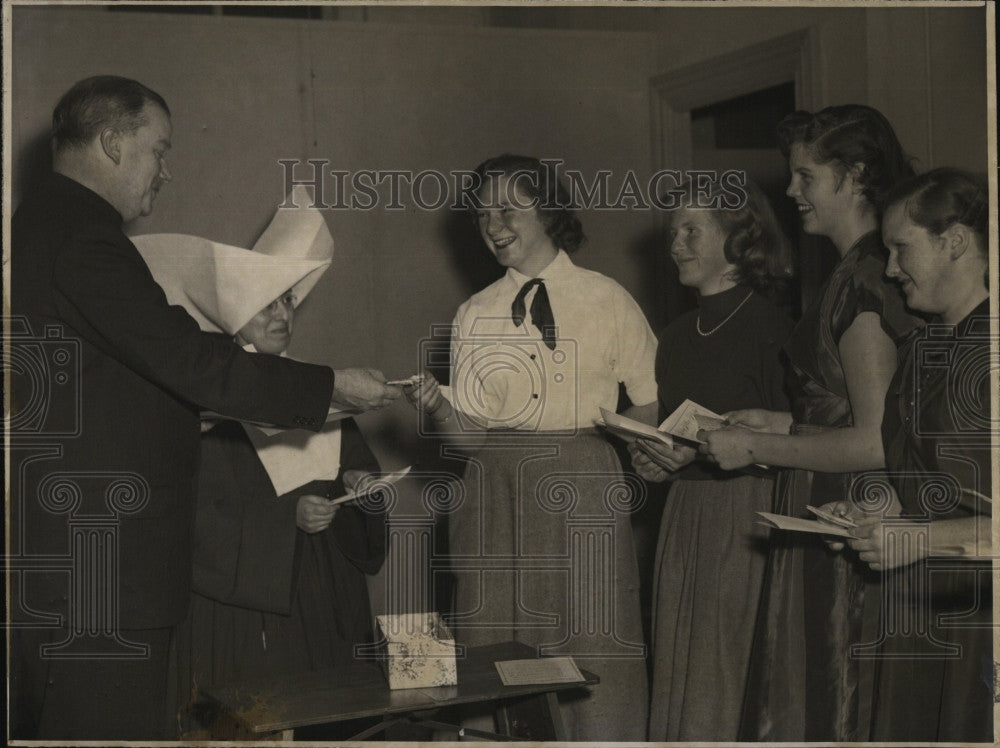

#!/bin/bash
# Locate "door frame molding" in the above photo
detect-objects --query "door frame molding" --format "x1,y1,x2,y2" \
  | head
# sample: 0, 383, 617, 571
648, 29, 821, 322
650, 28, 821, 174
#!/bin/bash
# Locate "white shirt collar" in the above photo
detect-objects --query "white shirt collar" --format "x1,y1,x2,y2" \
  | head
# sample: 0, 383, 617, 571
506, 249, 574, 288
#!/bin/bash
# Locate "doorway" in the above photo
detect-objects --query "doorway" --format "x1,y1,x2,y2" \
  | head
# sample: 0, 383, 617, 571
649, 29, 832, 325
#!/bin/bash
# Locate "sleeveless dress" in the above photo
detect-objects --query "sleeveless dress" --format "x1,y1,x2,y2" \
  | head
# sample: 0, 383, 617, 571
739, 232, 922, 741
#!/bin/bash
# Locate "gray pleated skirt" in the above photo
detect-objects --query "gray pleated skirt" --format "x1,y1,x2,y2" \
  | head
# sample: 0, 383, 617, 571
648, 474, 773, 741
448, 429, 648, 742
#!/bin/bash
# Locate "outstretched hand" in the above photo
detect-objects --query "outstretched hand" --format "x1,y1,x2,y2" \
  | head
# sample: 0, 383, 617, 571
403, 372, 452, 423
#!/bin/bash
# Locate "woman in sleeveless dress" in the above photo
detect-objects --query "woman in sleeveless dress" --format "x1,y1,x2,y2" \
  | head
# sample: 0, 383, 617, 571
701, 105, 923, 741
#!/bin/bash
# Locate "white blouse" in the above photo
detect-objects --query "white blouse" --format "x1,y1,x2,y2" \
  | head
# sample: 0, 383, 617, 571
448, 250, 657, 431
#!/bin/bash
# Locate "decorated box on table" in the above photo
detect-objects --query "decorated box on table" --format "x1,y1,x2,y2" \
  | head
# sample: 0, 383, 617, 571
375, 612, 458, 690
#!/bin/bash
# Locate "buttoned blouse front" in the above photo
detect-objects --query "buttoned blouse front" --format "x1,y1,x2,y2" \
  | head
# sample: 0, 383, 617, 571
450, 250, 658, 431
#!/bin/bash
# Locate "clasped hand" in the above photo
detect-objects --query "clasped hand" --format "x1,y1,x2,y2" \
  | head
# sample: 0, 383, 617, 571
403, 371, 450, 422
698, 409, 790, 470
698, 426, 756, 470
296, 469, 372, 533
817, 499, 919, 571
628, 439, 697, 482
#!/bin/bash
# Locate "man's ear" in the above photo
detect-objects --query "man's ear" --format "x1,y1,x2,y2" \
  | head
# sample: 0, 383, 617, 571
100, 127, 121, 165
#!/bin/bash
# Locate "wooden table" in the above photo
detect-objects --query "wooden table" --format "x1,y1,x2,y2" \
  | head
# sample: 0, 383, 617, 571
203, 641, 598, 741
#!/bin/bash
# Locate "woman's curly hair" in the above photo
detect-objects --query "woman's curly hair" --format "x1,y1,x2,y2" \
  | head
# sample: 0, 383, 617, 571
777, 104, 915, 216
469, 154, 585, 253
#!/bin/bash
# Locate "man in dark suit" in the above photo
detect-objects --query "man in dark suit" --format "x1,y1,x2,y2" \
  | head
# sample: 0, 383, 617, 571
9, 75, 401, 739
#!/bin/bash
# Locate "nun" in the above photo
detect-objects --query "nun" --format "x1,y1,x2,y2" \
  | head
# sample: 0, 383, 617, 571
135, 198, 386, 737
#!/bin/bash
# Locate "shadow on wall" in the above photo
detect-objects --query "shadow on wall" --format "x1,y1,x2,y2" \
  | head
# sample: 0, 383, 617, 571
628, 219, 696, 333
15, 129, 52, 206
440, 206, 503, 303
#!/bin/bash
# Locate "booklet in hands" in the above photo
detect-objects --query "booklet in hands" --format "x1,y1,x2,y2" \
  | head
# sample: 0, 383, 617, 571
596, 399, 728, 447
595, 408, 674, 446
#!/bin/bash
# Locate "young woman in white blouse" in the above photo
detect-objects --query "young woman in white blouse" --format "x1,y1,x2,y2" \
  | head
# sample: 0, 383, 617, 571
407, 154, 657, 741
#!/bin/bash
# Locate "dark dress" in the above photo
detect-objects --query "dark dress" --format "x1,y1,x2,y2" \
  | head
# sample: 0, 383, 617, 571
648, 285, 793, 742
739, 232, 923, 741
174, 418, 386, 737
870, 298, 993, 742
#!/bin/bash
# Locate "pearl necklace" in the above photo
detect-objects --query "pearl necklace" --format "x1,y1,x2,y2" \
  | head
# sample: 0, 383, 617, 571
696, 290, 754, 337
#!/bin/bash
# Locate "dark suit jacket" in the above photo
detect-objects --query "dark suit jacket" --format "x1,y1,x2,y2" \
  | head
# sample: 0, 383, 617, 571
11, 173, 335, 628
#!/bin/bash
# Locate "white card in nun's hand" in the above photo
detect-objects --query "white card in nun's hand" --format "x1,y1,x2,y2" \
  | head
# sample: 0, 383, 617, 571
495, 657, 585, 687
328, 465, 412, 506
201, 406, 361, 438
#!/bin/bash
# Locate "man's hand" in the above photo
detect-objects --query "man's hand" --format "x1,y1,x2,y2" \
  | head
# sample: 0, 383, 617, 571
331, 368, 402, 411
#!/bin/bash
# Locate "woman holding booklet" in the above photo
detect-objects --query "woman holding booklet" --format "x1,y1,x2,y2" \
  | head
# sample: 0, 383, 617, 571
405, 154, 657, 741
629, 177, 794, 742
136, 228, 387, 738
827, 168, 992, 742
700, 105, 923, 741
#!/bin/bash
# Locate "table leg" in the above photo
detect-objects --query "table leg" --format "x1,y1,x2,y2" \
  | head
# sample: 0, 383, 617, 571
545, 691, 566, 741
495, 693, 561, 741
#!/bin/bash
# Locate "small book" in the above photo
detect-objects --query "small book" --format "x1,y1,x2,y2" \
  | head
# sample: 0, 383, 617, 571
806, 504, 857, 529
328, 465, 412, 506
495, 657, 585, 687
659, 399, 725, 444
596, 408, 673, 446
756, 511, 852, 538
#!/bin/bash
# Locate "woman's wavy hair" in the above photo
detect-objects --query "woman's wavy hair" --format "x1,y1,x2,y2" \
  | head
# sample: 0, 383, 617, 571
469, 154, 585, 253
777, 104, 915, 216
666, 176, 794, 292
885, 167, 989, 278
